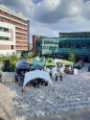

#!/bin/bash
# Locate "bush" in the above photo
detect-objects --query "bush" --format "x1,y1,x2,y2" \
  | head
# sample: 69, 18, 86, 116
0, 55, 20, 72
68, 52, 77, 63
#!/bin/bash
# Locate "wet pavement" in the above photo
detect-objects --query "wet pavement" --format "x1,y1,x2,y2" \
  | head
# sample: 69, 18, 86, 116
6, 66, 90, 120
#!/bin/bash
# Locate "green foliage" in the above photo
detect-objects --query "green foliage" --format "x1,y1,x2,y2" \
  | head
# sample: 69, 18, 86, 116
0, 55, 20, 72
68, 52, 77, 63
31, 52, 37, 58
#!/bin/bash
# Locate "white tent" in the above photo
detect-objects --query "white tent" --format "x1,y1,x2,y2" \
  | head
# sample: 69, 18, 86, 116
54, 59, 60, 64
23, 70, 53, 88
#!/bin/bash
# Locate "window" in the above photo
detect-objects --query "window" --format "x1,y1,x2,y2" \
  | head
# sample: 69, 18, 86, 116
0, 27, 9, 32
0, 27, 3, 31
4, 28, 9, 32
0, 36, 9, 40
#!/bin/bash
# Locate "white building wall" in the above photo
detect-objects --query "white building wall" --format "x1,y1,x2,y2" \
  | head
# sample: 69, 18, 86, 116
0, 22, 16, 55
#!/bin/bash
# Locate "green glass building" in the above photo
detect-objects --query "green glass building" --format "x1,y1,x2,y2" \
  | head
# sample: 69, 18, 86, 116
34, 32, 90, 61
58, 32, 90, 61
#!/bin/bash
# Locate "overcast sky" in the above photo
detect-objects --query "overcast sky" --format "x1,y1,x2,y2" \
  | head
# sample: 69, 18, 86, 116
0, 0, 90, 42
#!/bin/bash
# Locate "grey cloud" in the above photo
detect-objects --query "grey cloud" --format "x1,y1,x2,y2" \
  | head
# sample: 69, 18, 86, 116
0, 0, 89, 24
0, 0, 21, 6
33, 0, 83, 23
1, 0, 90, 38
82, 1, 90, 19
0, 0, 28, 14
0, 0, 33, 18
48, 16, 90, 33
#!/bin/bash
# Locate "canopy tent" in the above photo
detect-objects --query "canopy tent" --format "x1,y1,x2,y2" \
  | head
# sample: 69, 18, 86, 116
56, 59, 74, 66
45, 58, 56, 68
23, 70, 53, 88
31, 57, 44, 70
54, 59, 60, 64
31, 64, 44, 70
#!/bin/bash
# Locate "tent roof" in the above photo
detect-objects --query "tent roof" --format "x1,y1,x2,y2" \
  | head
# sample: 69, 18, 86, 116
23, 70, 53, 87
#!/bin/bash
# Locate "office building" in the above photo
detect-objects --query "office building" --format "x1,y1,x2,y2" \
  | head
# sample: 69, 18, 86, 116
0, 5, 29, 55
32, 32, 90, 61
59, 32, 90, 61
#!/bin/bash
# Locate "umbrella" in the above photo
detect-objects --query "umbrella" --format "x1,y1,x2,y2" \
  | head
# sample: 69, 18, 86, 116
57, 59, 74, 65
31, 64, 44, 70
31, 57, 44, 70
45, 58, 56, 68
54, 59, 60, 64
16, 59, 30, 70
23, 70, 53, 88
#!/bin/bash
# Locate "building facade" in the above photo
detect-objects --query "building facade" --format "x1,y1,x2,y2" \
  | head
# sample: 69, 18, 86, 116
0, 22, 16, 55
0, 5, 29, 55
32, 35, 59, 56
32, 32, 90, 61
59, 32, 90, 61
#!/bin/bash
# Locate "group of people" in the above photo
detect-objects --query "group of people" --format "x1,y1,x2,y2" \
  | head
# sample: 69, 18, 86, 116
0, 55, 80, 87
45, 65, 64, 81
15, 56, 65, 86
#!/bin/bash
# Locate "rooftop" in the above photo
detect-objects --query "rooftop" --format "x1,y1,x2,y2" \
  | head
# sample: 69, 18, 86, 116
60, 31, 90, 34
0, 4, 28, 21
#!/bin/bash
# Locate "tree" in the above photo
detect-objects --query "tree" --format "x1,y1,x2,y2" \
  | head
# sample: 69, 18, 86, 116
68, 51, 77, 63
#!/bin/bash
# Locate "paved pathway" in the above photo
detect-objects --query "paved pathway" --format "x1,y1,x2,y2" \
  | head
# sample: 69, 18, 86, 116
6, 66, 90, 119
